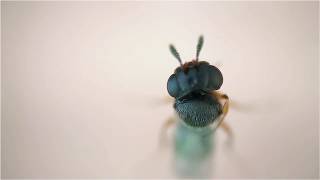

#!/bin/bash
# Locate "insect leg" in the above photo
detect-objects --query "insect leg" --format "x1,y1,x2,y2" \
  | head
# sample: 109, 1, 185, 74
211, 91, 231, 135
159, 116, 177, 147
212, 91, 229, 112
220, 121, 233, 137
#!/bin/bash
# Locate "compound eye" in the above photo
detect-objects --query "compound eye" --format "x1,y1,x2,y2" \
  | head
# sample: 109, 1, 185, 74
207, 65, 223, 90
167, 74, 180, 97
197, 63, 210, 90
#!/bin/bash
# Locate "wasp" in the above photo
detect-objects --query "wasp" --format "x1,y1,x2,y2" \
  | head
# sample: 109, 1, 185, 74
166, 36, 230, 132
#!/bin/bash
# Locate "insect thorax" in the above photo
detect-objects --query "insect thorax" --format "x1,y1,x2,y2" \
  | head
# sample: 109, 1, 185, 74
174, 94, 222, 128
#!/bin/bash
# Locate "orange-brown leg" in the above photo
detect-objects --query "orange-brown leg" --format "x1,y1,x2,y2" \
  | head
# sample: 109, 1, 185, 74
212, 91, 232, 135
212, 91, 229, 112
214, 92, 251, 112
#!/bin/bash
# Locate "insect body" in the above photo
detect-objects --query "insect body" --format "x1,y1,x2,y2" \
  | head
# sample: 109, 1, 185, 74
167, 36, 229, 129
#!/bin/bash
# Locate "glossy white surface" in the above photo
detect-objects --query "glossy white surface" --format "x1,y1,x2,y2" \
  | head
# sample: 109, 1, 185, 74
2, 1, 319, 178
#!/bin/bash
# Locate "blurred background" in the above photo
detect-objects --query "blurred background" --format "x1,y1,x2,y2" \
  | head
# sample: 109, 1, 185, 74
1, 1, 319, 178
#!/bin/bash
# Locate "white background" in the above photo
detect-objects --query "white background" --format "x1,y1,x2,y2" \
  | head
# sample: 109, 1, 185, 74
2, 1, 319, 178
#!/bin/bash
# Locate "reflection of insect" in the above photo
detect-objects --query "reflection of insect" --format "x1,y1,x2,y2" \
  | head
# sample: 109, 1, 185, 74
167, 36, 230, 130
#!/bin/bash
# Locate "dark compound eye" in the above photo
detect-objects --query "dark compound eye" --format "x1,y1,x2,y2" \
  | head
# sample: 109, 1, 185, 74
167, 68, 199, 98
197, 62, 210, 90
207, 65, 223, 90
167, 74, 180, 98
197, 63, 223, 91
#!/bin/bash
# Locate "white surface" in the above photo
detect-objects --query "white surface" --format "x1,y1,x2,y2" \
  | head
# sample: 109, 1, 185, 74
2, 1, 319, 178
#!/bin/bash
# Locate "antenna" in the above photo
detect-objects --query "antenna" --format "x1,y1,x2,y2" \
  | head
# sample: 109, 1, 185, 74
196, 35, 204, 61
169, 44, 183, 66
